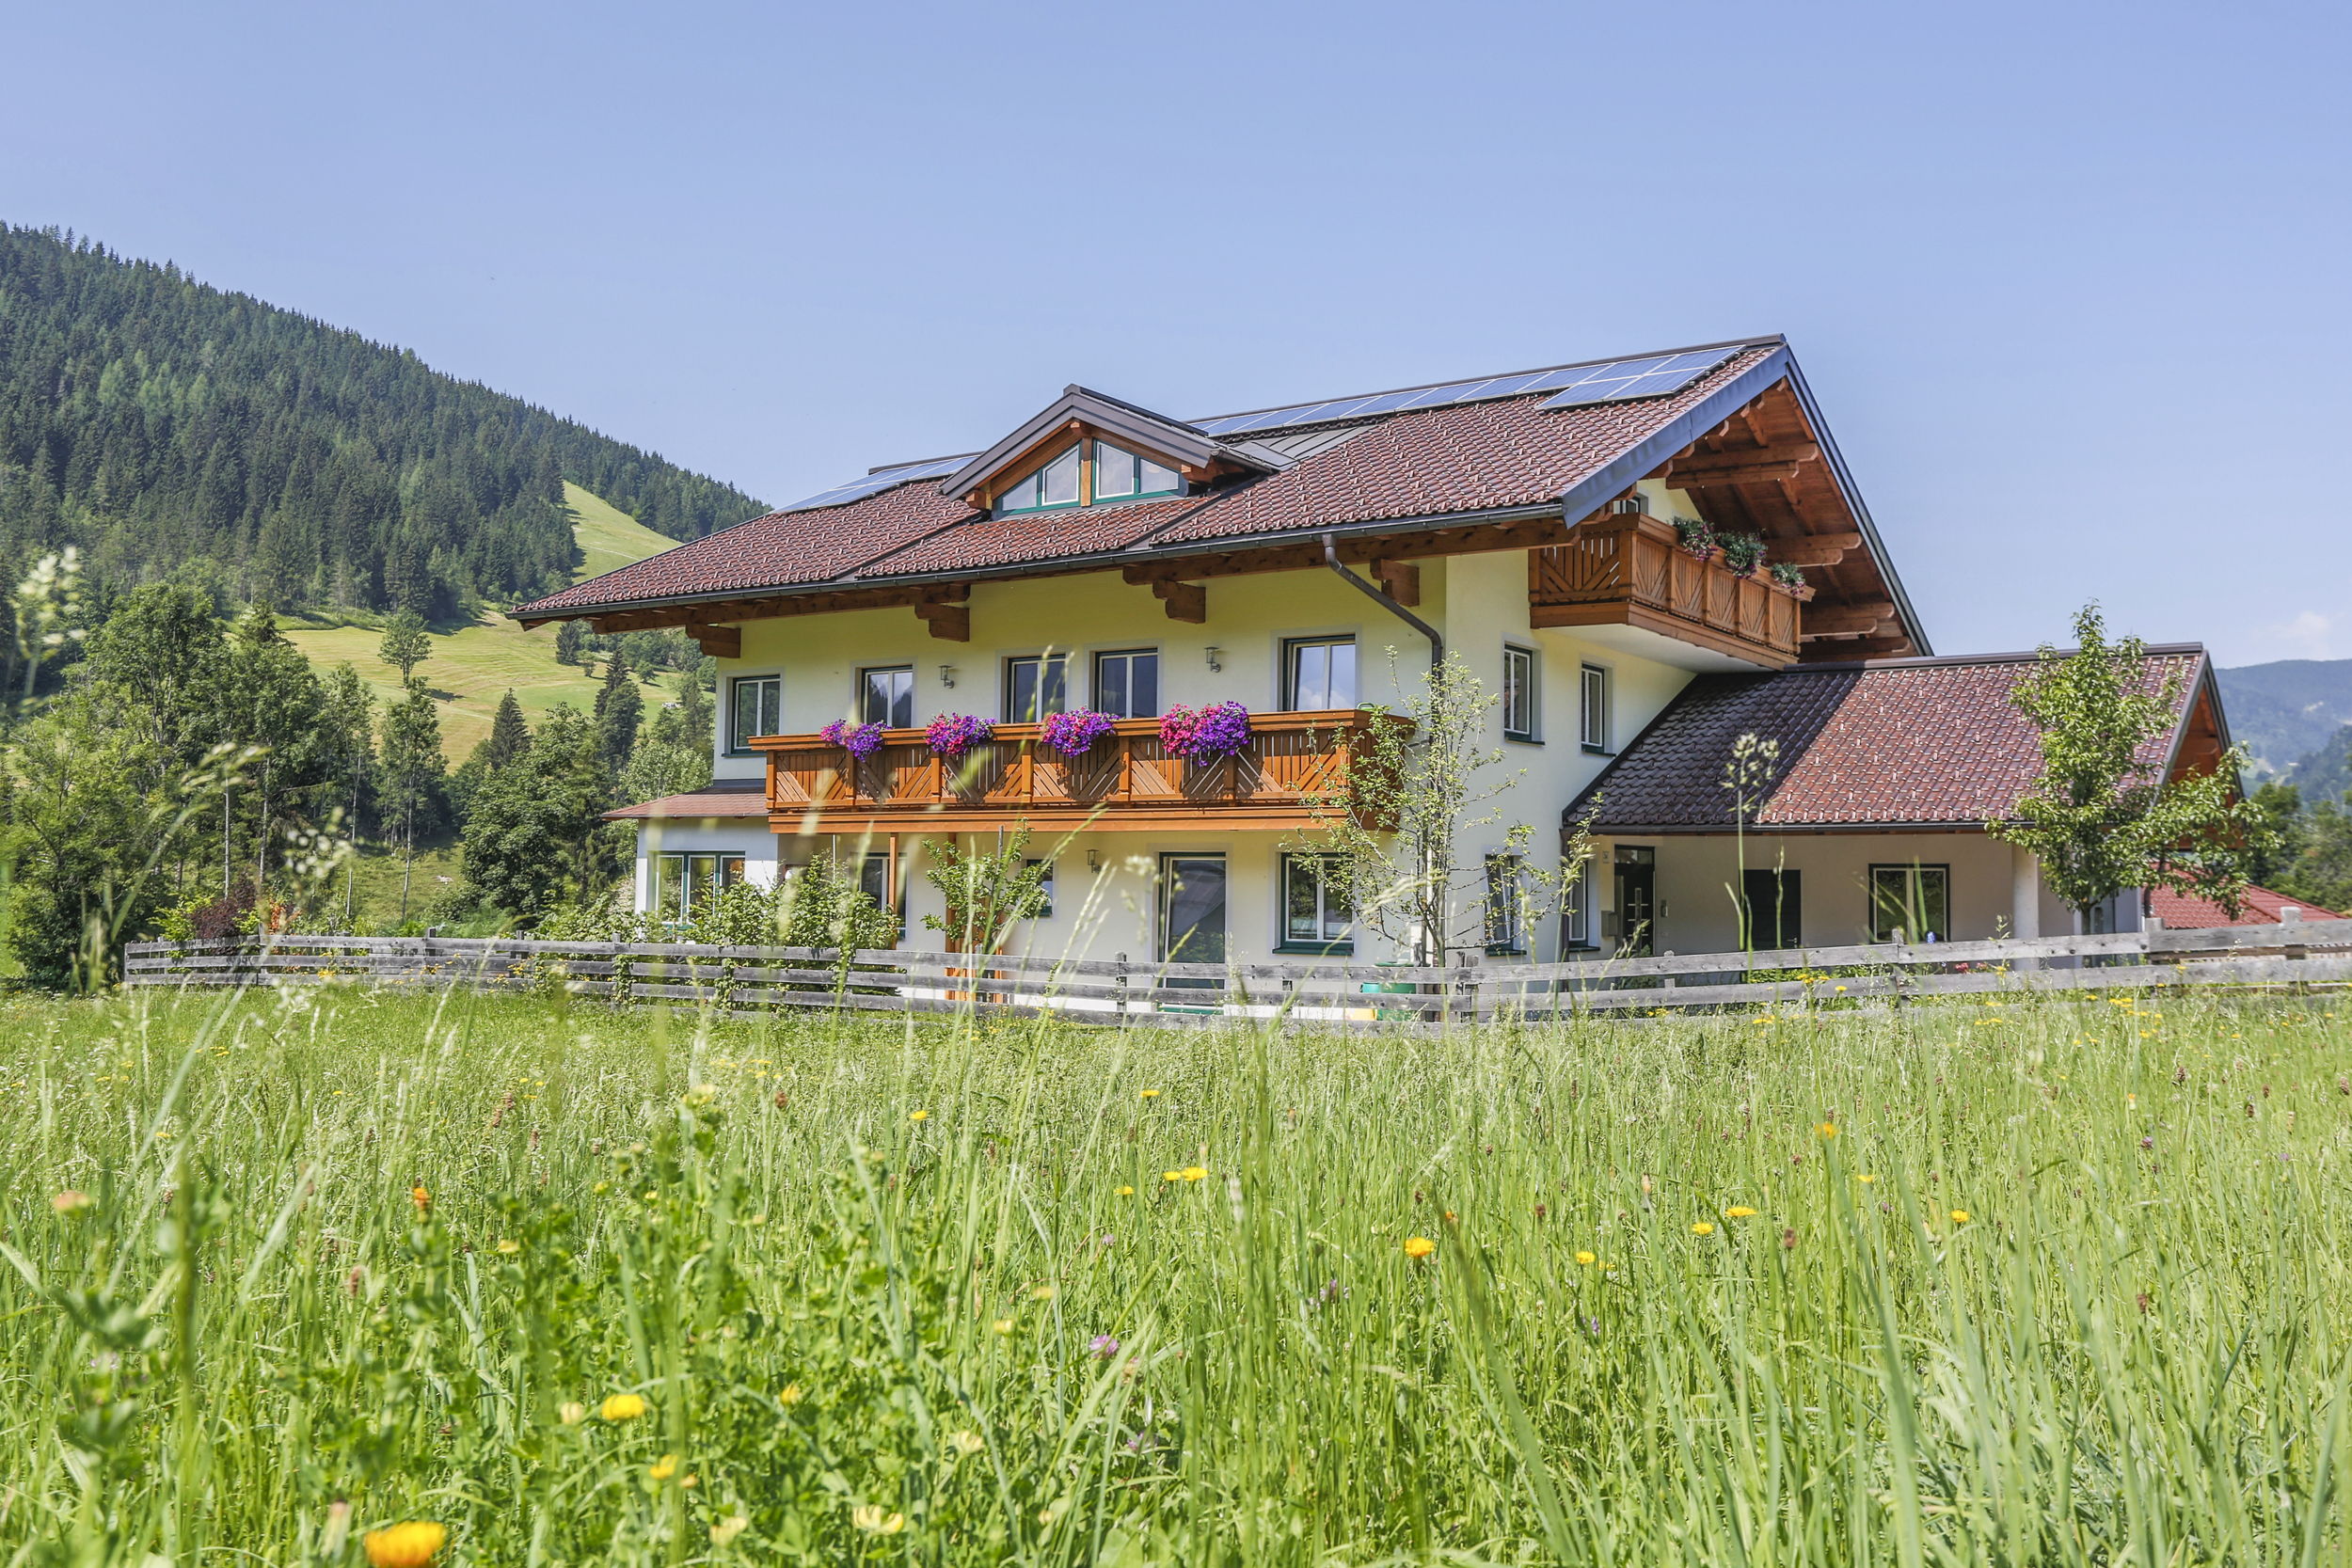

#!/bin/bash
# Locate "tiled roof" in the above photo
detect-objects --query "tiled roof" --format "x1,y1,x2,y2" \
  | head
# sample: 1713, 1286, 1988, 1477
603, 778, 766, 821
1574, 652, 2203, 831
2148, 883, 2344, 928
516, 342, 1783, 618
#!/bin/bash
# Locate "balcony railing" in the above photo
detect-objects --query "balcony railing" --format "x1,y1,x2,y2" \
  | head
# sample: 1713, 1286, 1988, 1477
1528, 514, 1805, 665
751, 710, 1390, 833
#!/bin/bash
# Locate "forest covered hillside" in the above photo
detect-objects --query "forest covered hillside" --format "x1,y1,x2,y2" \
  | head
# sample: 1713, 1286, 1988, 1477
2215, 657, 2352, 779
0, 224, 766, 620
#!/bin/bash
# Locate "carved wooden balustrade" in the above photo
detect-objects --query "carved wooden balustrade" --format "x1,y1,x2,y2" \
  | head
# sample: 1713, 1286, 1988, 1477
1528, 514, 1805, 665
752, 710, 1394, 833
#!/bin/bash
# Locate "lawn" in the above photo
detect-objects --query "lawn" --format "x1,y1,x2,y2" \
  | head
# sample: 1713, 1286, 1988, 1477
3, 988, 2347, 1563
280, 484, 685, 760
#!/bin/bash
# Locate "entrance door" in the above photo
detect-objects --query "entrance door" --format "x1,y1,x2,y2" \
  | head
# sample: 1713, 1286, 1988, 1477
1160, 855, 1228, 987
1613, 847, 1655, 958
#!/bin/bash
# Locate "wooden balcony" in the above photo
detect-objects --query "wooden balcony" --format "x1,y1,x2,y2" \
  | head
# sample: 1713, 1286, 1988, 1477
751, 710, 1387, 834
1528, 514, 1805, 666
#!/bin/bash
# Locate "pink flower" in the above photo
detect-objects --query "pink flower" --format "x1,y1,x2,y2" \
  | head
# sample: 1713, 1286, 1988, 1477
924, 713, 994, 758
1159, 702, 1250, 760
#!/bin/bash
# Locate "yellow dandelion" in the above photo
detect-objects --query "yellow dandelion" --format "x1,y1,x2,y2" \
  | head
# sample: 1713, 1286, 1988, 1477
1116, 1185, 1134, 1196
779, 1384, 803, 1405
1724, 1206, 1756, 1219
681, 1474, 697, 1489
410, 1185, 431, 1214
599, 1393, 647, 1421
1576, 1250, 1597, 1265
909, 1110, 928, 1122
1162, 1170, 1183, 1182
851, 1505, 905, 1534
1859, 1174, 1877, 1184
1403, 1235, 1436, 1259
649, 1454, 678, 1481
1139, 1088, 1160, 1100
363, 1522, 447, 1568
1817, 1121, 1837, 1140
1182, 1165, 1207, 1181
1950, 1210, 1970, 1225
1692, 1221, 1715, 1235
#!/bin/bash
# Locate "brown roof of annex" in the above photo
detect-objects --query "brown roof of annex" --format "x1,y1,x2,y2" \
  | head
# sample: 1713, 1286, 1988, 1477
1568, 648, 2230, 832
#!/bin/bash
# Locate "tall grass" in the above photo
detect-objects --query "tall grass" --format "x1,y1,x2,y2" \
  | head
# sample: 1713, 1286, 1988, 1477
0, 983, 2346, 1564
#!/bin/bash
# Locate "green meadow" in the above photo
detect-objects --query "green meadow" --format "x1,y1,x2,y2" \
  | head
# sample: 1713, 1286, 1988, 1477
281, 485, 682, 760
2, 985, 2347, 1564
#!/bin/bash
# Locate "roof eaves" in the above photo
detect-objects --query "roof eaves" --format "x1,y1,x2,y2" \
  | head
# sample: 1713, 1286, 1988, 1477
1551, 345, 1795, 528
1777, 353, 1933, 657
1122, 499, 1567, 562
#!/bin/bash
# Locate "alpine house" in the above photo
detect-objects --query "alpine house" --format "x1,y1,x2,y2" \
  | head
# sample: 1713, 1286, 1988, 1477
512, 336, 2239, 965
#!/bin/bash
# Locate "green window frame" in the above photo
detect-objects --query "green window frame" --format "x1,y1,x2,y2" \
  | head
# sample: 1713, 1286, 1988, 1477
995, 445, 1083, 515
1091, 440, 1182, 502
1279, 852, 1353, 954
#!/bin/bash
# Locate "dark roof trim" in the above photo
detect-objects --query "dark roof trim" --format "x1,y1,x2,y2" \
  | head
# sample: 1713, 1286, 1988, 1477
1550, 344, 1794, 531
936, 386, 1271, 501
1597, 821, 1996, 836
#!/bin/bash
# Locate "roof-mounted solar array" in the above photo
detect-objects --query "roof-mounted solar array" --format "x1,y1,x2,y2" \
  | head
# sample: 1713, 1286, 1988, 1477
778, 454, 968, 515
1191, 344, 1744, 438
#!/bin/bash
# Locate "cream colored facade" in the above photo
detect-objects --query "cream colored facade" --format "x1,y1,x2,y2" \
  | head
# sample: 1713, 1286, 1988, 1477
630, 477, 1810, 965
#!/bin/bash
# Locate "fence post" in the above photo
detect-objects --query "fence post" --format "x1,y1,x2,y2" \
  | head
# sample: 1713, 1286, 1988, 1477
1114, 953, 1128, 1023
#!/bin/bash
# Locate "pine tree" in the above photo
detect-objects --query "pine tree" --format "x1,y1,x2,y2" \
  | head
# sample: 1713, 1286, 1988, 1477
380, 676, 445, 925
483, 689, 531, 771
554, 619, 587, 668
595, 657, 644, 777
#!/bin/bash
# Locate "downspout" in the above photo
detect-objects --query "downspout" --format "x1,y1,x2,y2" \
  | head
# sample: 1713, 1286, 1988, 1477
1323, 533, 1442, 671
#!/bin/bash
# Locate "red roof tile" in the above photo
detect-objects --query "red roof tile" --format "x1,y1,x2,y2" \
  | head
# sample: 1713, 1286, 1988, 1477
1576, 652, 2203, 831
2148, 883, 2344, 927
515, 343, 1783, 618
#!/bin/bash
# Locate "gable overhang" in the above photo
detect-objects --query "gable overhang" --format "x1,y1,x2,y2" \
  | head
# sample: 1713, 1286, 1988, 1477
936, 386, 1271, 508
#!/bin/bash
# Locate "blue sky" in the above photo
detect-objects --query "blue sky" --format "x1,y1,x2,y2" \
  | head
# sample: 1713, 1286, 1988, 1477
4, 0, 2345, 666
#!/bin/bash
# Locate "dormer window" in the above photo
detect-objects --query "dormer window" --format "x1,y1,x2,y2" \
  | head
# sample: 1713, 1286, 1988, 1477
1092, 440, 1182, 501
993, 439, 1185, 515
996, 445, 1083, 515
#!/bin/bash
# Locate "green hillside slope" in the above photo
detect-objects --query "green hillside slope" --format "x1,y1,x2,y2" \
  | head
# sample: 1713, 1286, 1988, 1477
0, 223, 765, 622
2216, 658, 2352, 778
282, 483, 685, 758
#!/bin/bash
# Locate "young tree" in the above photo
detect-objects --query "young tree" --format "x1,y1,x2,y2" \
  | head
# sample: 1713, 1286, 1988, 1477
1292, 652, 1555, 963
379, 675, 445, 922
378, 608, 432, 683
481, 689, 532, 771
594, 655, 644, 776
1989, 602, 2275, 922
316, 662, 375, 925
4, 688, 173, 988
553, 618, 587, 669
920, 828, 1049, 953
224, 606, 331, 895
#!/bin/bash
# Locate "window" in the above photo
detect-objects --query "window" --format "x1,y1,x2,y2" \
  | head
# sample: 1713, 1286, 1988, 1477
1024, 858, 1055, 919
1580, 664, 1611, 752
859, 666, 914, 728
995, 444, 1083, 515
1562, 856, 1596, 950
1740, 868, 1803, 951
652, 853, 743, 921
1279, 853, 1353, 952
728, 674, 781, 753
1092, 648, 1160, 718
858, 852, 907, 929
1869, 864, 1949, 944
1005, 654, 1069, 721
1091, 440, 1182, 502
1485, 854, 1526, 954
1502, 645, 1537, 741
1285, 636, 1358, 710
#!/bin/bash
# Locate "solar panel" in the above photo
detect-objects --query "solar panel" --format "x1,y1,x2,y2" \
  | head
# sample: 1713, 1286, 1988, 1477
1536, 348, 1738, 410
1191, 344, 1748, 438
778, 455, 966, 515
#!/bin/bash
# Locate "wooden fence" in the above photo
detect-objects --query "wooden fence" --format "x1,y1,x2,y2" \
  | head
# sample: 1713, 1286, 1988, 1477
121, 913, 2352, 1026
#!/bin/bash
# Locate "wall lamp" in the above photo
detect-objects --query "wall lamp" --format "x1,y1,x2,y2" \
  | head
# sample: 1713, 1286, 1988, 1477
1204, 645, 1223, 673
938, 664, 957, 689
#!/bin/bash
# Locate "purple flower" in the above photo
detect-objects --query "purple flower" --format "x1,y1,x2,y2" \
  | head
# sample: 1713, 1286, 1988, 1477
821, 720, 885, 758
925, 713, 994, 758
1042, 708, 1117, 756
1089, 1334, 1120, 1360
1160, 701, 1250, 760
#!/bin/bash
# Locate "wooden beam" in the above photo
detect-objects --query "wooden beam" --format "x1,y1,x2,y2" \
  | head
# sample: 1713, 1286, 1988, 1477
1372, 560, 1421, 607
1800, 601, 1899, 637
914, 602, 969, 641
1153, 579, 1206, 623
1768, 531, 1862, 567
686, 624, 740, 658
1670, 442, 1820, 479
1802, 635, 1915, 661
1667, 459, 1804, 487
